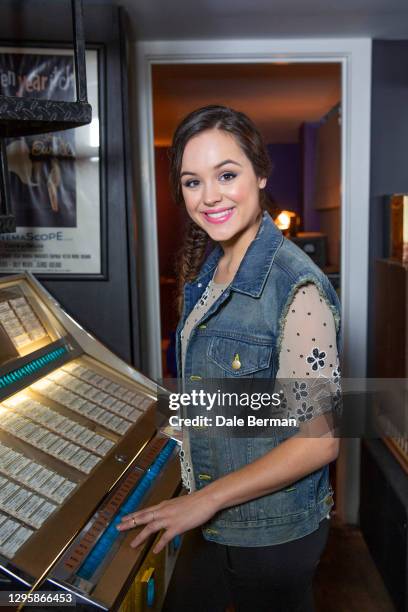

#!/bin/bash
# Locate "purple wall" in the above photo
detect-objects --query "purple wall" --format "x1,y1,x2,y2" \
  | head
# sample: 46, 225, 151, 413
300, 122, 321, 232
265, 143, 301, 215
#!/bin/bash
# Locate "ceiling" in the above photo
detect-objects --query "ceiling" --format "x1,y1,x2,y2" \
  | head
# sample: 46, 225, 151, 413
152, 63, 341, 145
114, 0, 408, 40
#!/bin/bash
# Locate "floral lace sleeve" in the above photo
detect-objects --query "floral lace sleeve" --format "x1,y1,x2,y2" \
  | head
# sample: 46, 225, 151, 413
276, 283, 342, 435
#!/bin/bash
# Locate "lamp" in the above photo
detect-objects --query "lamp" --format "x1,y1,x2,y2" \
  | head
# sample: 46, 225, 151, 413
274, 210, 299, 237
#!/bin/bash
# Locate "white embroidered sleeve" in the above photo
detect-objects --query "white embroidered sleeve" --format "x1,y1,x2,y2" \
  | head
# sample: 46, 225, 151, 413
276, 283, 342, 435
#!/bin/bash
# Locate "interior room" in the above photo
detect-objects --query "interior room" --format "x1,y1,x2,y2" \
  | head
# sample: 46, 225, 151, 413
152, 62, 342, 377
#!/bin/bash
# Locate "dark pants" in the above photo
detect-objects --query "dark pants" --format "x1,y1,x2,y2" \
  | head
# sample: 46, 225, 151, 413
162, 518, 330, 612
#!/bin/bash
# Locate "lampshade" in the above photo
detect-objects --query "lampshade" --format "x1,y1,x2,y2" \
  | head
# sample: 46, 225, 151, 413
274, 210, 299, 236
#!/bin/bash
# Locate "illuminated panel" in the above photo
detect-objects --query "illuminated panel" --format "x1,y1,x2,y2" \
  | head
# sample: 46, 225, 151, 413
3, 395, 115, 458
0, 437, 79, 558
62, 361, 153, 412
0, 403, 101, 474
71, 439, 177, 582
0, 296, 48, 352
0, 346, 68, 390
30, 376, 133, 436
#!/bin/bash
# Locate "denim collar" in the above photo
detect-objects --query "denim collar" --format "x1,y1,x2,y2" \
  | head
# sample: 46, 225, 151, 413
196, 211, 283, 297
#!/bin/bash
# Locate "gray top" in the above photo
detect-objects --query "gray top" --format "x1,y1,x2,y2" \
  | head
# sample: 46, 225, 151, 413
180, 273, 229, 379
179, 271, 229, 492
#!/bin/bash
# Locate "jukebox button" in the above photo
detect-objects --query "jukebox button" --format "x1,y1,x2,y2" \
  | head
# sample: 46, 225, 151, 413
147, 577, 155, 608
170, 534, 181, 553
142, 567, 155, 608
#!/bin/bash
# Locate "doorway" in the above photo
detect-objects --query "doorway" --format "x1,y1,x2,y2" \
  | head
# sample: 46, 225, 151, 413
151, 61, 342, 378
134, 38, 372, 524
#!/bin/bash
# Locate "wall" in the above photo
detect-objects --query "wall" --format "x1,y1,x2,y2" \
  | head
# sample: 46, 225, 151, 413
361, 40, 408, 609
266, 143, 301, 214
314, 109, 341, 268
301, 122, 320, 232
368, 40, 408, 375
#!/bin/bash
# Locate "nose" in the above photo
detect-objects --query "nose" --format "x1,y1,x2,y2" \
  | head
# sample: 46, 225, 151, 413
203, 180, 222, 206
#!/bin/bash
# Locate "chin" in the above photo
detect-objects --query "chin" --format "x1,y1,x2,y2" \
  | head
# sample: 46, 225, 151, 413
205, 225, 238, 242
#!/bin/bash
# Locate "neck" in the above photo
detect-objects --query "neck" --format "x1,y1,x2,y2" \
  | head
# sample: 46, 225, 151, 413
219, 210, 263, 272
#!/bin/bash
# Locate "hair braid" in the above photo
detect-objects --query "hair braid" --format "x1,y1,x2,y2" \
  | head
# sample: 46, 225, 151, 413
175, 219, 211, 316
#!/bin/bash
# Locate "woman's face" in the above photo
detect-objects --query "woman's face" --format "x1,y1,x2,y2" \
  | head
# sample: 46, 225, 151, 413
180, 128, 266, 243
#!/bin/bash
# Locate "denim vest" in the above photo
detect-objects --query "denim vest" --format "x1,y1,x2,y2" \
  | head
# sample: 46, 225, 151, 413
175, 211, 341, 546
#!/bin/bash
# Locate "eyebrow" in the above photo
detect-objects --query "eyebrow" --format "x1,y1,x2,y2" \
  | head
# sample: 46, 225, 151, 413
180, 159, 242, 178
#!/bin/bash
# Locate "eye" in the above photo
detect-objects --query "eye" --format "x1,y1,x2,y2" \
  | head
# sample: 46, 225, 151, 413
183, 178, 200, 188
219, 171, 237, 182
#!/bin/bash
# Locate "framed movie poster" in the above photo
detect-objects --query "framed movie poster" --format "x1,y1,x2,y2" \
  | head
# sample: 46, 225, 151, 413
0, 46, 105, 277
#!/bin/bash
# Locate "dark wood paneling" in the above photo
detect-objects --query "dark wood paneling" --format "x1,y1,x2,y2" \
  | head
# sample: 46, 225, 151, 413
369, 41, 408, 377
373, 259, 407, 378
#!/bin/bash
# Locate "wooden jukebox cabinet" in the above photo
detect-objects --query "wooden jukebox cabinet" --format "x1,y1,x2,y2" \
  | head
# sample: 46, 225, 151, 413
0, 273, 180, 610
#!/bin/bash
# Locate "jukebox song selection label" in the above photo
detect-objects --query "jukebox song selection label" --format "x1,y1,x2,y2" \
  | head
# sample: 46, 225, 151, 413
0, 357, 155, 559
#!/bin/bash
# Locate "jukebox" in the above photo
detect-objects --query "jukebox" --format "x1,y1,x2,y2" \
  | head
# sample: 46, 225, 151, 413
0, 272, 180, 611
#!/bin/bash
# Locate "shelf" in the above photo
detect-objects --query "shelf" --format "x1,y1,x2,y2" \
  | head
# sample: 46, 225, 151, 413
0, 97, 92, 137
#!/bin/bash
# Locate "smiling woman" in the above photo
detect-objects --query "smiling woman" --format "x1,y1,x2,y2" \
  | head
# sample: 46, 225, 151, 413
118, 105, 341, 612
170, 106, 272, 293
180, 130, 266, 251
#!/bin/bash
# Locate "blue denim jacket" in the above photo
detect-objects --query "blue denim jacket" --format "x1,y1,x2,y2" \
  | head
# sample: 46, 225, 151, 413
175, 211, 341, 546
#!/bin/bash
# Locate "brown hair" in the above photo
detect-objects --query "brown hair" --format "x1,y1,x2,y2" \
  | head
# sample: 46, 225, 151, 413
169, 105, 272, 315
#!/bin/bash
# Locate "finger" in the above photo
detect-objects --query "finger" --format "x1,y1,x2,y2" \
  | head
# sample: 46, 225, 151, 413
117, 519, 141, 531
117, 513, 154, 531
130, 521, 164, 549
116, 520, 133, 532
152, 530, 175, 555
121, 505, 160, 523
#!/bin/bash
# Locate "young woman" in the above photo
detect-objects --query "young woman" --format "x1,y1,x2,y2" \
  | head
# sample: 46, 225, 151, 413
118, 105, 341, 612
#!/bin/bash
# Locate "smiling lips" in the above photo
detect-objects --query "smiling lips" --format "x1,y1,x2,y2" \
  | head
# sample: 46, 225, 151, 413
202, 207, 235, 224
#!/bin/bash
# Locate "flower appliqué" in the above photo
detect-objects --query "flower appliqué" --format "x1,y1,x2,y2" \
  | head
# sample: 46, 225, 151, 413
332, 388, 343, 416
277, 390, 288, 412
293, 381, 308, 400
307, 347, 326, 371
297, 402, 314, 422
332, 366, 341, 385
274, 389, 290, 418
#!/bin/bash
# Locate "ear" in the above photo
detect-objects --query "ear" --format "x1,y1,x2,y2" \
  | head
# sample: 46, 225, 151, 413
258, 177, 267, 189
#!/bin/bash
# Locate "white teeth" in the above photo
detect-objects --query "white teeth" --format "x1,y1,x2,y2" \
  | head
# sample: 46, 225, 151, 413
206, 208, 233, 219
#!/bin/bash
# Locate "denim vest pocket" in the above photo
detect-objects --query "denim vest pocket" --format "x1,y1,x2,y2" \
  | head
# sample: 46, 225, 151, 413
207, 336, 274, 377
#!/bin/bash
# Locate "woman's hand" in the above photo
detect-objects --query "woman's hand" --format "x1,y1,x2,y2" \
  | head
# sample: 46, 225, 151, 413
116, 489, 219, 554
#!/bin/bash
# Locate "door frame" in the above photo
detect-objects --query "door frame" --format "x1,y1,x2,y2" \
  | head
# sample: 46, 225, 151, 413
133, 38, 372, 523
